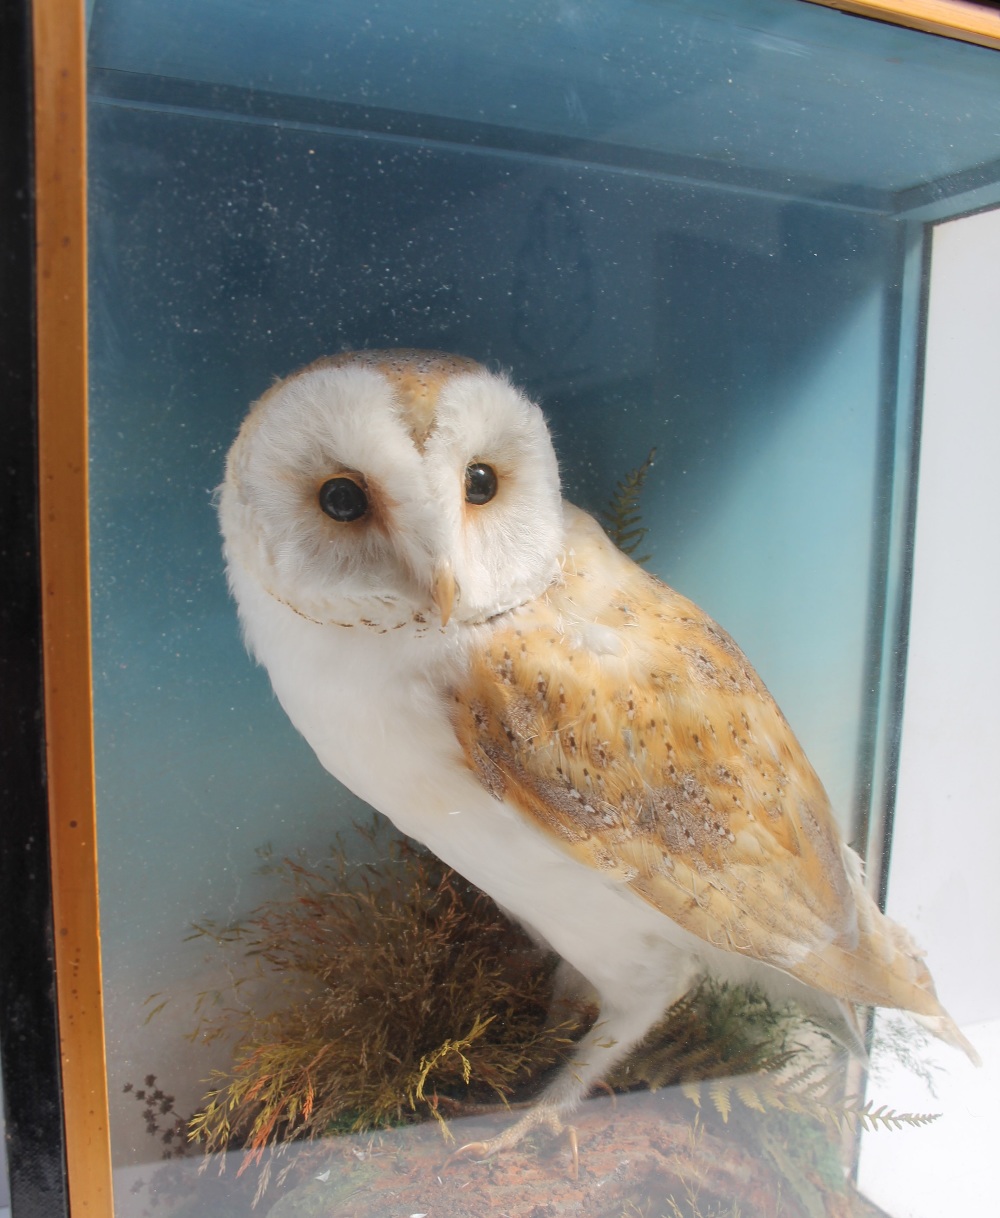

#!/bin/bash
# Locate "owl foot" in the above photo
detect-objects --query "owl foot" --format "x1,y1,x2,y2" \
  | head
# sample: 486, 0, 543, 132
445, 1105, 579, 1179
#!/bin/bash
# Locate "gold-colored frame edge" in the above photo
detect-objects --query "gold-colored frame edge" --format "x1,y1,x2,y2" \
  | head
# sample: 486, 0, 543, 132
33, 0, 114, 1214
804, 0, 1000, 49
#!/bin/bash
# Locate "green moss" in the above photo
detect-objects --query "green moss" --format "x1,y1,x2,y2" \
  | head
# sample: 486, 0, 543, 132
610, 978, 804, 1095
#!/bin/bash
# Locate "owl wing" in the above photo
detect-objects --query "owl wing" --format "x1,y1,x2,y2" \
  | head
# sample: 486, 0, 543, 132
452, 504, 945, 1017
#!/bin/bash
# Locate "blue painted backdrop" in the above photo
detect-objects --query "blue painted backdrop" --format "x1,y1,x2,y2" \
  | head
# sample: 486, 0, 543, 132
83, 0, 1000, 1190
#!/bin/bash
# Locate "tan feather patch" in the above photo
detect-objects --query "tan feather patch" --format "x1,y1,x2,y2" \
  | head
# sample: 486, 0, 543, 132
316, 349, 482, 449
453, 505, 951, 1018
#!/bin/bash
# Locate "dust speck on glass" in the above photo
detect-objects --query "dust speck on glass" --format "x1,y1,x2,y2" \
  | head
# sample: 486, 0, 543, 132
85, 2, 1000, 1215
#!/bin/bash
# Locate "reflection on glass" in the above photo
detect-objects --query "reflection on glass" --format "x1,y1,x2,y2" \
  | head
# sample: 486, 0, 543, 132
85, 2, 1000, 1215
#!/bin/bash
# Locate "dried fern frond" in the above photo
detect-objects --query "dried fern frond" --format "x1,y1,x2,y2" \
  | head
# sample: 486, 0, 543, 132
666, 1023, 939, 1135
610, 978, 941, 1139
704, 1068, 940, 1134
834, 1099, 940, 1134
603, 447, 656, 563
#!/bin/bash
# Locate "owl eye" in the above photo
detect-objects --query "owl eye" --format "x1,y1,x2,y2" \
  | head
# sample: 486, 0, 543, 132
318, 477, 369, 522
465, 462, 498, 505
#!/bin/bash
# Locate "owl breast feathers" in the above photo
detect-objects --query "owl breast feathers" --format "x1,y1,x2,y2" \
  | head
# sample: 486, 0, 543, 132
218, 349, 977, 1155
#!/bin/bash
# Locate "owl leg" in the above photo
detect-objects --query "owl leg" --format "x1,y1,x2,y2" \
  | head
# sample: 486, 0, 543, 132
446, 988, 672, 1178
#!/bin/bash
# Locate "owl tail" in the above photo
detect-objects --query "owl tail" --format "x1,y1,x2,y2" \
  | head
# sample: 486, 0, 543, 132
796, 885, 980, 1066
912, 1012, 981, 1066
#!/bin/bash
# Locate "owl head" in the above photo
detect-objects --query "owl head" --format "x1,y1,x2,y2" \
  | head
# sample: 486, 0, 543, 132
218, 350, 564, 630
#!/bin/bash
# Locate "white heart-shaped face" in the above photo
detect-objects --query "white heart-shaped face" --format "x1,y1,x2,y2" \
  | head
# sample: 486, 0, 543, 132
218, 351, 564, 629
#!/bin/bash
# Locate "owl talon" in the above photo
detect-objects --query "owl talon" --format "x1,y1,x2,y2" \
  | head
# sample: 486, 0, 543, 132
563, 1123, 580, 1180
442, 1108, 579, 1179
443, 1140, 492, 1169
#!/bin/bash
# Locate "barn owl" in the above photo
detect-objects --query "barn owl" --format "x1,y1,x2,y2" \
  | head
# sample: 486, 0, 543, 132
218, 349, 976, 1164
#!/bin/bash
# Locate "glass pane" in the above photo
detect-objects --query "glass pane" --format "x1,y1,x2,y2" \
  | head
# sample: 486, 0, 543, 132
85, 2, 1000, 1214
856, 205, 1000, 1216
88, 0, 1000, 195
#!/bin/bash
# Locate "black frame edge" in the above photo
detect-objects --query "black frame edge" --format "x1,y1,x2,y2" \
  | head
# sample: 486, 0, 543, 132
0, 0, 72, 1214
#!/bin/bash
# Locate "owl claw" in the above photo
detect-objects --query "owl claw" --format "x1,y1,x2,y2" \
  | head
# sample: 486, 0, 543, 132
563, 1124, 580, 1180
444, 1139, 491, 1168
442, 1108, 579, 1179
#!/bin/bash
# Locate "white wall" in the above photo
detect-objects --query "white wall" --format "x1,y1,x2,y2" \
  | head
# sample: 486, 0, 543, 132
858, 205, 1000, 1216
888, 206, 1000, 1026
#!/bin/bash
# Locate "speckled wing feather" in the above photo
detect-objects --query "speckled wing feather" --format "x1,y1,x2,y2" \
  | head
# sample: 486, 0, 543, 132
453, 505, 949, 1020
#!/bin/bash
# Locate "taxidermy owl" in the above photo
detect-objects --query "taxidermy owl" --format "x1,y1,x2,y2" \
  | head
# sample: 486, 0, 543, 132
219, 349, 976, 1162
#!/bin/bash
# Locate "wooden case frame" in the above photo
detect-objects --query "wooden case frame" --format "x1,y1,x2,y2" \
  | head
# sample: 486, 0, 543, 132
2, 1, 997, 1215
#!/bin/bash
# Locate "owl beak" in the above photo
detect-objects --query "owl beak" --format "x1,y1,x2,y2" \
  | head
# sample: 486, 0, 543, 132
431, 562, 457, 627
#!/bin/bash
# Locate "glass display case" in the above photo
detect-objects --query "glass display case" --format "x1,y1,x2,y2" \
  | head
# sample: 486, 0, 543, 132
4, 2, 999, 1216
